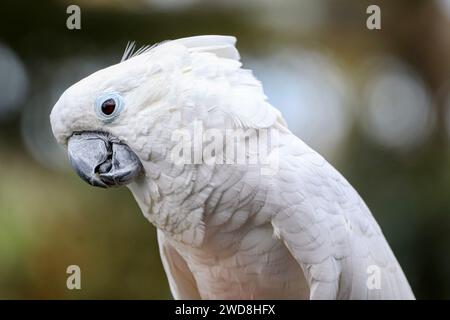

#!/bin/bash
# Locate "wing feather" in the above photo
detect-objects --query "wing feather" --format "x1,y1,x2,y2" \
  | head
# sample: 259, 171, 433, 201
158, 230, 201, 299
271, 137, 414, 299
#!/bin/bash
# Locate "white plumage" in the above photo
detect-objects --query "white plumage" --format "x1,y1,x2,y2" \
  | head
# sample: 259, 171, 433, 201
50, 35, 414, 299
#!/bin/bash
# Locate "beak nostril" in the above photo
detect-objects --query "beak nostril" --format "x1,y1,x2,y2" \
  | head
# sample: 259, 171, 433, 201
96, 159, 112, 175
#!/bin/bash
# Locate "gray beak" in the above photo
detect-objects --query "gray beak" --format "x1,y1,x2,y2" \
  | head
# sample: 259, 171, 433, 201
67, 132, 143, 188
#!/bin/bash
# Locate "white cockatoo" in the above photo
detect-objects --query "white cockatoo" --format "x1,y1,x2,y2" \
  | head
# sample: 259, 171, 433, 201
50, 35, 414, 299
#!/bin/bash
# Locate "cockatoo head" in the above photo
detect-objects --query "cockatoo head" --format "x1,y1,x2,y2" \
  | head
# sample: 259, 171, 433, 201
50, 40, 192, 188
50, 35, 278, 189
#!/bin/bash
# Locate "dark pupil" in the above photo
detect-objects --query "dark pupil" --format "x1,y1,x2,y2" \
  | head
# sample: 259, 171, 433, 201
101, 98, 116, 115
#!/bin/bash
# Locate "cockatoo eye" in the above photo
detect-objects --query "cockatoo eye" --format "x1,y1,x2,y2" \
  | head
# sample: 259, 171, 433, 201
101, 98, 116, 115
95, 92, 124, 122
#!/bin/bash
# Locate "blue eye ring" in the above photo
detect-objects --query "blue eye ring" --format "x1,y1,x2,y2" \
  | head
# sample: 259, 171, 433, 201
95, 92, 124, 122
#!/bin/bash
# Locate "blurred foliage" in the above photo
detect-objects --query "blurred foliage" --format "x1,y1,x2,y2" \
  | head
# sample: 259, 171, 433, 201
0, 0, 449, 299
0, 146, 170, 299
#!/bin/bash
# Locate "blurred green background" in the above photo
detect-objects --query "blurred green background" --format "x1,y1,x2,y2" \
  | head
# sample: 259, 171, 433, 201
0, 0, 449, 299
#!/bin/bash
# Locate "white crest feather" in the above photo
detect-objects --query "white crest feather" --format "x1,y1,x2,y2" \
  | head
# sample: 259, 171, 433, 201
121, 35, 240, 63
172, 35, 240, 61
120, 41, 164, 62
